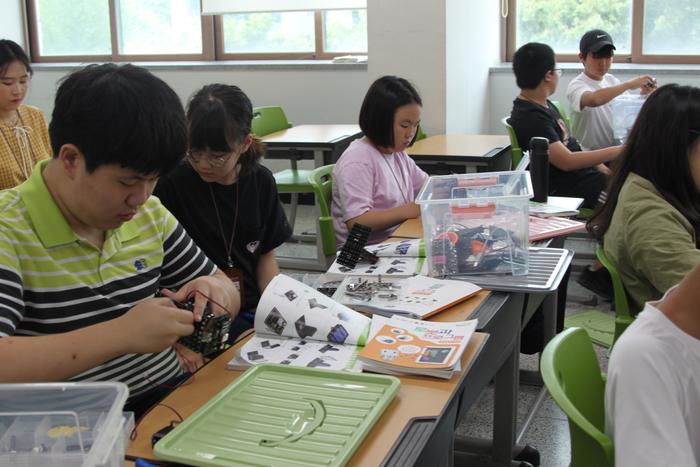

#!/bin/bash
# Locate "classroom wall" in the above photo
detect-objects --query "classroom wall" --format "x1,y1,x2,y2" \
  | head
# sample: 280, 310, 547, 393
5, 0, 700, 159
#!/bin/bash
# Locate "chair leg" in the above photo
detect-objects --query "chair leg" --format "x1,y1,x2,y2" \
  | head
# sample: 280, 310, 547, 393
288, 193, 298, 233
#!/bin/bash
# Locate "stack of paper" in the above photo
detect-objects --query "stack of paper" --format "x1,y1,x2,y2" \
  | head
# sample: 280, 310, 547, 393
528, 201, 580, 218
358, 315, 478, 379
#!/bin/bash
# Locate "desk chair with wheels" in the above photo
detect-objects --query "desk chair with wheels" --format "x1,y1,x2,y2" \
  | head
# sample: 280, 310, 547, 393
541, 327, 614, 467
252, 106, 313, 240
308, 164, 337, 268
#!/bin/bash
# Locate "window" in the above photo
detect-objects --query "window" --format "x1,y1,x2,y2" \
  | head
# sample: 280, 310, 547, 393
26, 0, 367, 62
504, 0, 700, 63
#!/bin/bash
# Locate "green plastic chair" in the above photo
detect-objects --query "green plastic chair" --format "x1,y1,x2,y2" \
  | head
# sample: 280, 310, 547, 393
252, 106, 313, 239
551, 100, 572, 132
415, 124, 427, 142
564, 245, 631, 353
597, 244, 634, 355
501, 116, 524, 170
251, 106, 292, 137
541, 327, 614, 467
308, 165, 337, 264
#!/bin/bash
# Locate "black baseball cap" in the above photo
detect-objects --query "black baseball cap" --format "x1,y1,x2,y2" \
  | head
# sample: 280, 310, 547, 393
579, 30, 616, 54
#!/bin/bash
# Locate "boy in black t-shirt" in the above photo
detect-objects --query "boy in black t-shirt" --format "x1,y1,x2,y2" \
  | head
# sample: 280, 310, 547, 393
509, 42, 620, 209
510, 43, 618, 301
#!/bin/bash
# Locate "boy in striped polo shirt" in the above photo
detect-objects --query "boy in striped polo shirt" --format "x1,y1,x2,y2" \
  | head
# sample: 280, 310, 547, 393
0, 63, 240, 416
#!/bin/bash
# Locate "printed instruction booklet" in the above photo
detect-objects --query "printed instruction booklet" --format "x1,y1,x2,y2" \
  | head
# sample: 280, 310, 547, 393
358, 315, 478, 379
326, 254, 426, 276
228, 274, 372, 372
367, 239, 425, 257
332, 275, 482, 320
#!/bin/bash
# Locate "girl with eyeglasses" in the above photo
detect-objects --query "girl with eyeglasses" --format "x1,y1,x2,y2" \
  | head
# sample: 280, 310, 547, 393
588, 84, 700, 316
0, 40, 51, 190
154, 84, 292, 339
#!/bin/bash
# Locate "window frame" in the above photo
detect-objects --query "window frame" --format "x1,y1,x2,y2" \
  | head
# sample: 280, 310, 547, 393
26, 1, 366, 63
503, 0, 700, 64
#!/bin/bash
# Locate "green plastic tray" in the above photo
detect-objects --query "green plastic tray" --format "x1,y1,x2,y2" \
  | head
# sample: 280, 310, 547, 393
153, 364, 401, 467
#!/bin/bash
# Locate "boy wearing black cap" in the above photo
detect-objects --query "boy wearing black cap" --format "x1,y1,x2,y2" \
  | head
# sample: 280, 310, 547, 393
567, 29, 657, 151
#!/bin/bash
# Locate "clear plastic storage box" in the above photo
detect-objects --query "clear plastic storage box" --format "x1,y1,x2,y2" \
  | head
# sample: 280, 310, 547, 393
416, 171, 533, 277
611, 94, 647, 143
0, 382, 128, 467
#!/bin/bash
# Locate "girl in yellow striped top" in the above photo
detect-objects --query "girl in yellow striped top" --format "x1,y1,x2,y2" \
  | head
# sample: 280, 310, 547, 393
0, 40, 51, 190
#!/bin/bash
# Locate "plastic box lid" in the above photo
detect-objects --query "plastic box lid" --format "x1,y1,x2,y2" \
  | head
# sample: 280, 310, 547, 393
154, 363, 401, 467
0, 382, 128, 467
415, 171, 533, 206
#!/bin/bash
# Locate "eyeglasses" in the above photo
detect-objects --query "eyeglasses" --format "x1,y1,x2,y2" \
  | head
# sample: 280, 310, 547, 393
185, 149, 232, 167
551, 68, 563, 77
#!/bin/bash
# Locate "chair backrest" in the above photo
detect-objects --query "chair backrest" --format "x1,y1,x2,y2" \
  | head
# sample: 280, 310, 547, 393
541, 327, 614, 467
597, 244, 634, 348
550, 100, 572, 132
251, 106, 293, 137
308, 164, 337, 256
501, 116, 524, 169
415, 124, 427, 142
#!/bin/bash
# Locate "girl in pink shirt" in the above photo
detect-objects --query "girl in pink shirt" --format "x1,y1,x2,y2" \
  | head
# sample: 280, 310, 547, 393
332, 76, 428, 247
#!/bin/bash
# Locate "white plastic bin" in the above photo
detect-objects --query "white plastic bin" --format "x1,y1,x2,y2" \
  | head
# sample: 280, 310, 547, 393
416, 171, 533, 277
611, 94, 647, 143
0, 382, 128, 467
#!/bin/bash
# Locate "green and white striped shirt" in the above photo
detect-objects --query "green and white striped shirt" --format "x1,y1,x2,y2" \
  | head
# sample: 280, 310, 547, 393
0, 159, 218, 399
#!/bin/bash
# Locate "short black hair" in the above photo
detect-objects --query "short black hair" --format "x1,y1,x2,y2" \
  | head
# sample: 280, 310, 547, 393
0, 39, 32, 78
49, 63, 186, 176
359, 76, 422, 149
582, 44, 615, 60
187, 84, 265, 179
512, 43, 555, 90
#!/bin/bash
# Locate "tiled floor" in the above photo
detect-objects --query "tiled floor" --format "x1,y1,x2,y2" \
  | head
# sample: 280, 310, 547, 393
276, 204, 613, 467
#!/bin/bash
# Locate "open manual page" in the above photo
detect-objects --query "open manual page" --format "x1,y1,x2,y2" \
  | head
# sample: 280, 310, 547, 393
326, 245, 426, 277
228, 274, 372, 372
332, 275, 482, 320
368, 238, 424, 257
358, 315, 478, 379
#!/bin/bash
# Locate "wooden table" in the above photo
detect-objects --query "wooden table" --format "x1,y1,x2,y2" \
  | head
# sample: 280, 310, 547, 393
261, 124, 363, 169
406, 135, 512, 174
125, 291, 511, 467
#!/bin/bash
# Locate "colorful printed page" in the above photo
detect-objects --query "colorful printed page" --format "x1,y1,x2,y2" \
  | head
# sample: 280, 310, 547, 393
367, 239, 425, 257
358, 315, 478, 377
